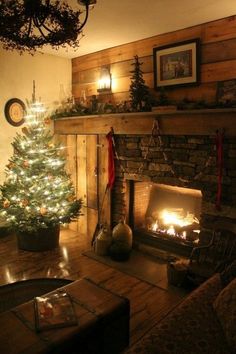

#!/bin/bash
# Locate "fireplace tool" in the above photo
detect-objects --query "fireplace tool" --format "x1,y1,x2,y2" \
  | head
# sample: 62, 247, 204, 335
91, 127, 115, 246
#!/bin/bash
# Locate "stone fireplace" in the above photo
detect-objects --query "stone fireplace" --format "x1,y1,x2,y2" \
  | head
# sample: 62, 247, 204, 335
54, 109, 236, 246
111, 128, 236, 256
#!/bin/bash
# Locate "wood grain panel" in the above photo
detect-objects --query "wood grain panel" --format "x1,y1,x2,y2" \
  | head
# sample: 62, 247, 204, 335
202, 38, 236, 64
72, 67, 100, 85
73, 37, 236, 87
72, 26, 202, 71
115, 73, 153, 93
78, 204, 87, 236
166, 82, 217, 103
98, 135, 110, 226
112, 56, 152, 78
66, 135, 78, 231
72, 82, 97, 98
72, 16, 236, 73
87, 207, 98, 239
201, 59, 236, 83
77, 135, 87, 235
54, 110, 236, 136
72, 56, 153, 85
72, 61, 236, 105
203, 15, 236, 43
72, 16, 236, 107
65, 135, 77, 187
73, 80, 214, 103
72, 72, 153, 98
86, 135, 98, 210
73, 60, 236, 99
110, 91, 130, 102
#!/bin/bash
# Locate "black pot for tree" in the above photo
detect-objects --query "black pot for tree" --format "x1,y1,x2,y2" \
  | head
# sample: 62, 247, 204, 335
16, 225, 60, 252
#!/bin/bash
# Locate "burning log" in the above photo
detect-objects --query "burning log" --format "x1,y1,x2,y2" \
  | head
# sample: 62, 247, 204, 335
178, 223, 200, 232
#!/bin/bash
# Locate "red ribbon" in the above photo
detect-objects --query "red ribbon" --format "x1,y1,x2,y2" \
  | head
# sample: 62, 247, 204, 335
106, 128, 115, 189
215, 130, 224, 210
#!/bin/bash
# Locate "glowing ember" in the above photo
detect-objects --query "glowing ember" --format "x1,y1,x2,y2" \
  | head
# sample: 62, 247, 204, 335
160, 209, 199, 227
152, 221, 158, 232
167, 225, 175, 236
148, 208, 200, 241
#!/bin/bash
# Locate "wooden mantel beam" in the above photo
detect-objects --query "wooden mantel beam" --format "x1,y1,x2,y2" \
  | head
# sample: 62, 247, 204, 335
54, 109, 236, 136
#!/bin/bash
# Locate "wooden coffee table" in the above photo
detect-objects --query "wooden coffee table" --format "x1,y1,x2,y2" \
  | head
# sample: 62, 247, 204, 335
0, 277, 130, 354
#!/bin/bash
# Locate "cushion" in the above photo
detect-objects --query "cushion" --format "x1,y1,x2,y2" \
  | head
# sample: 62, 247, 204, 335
125, 274, 230, 354
213, 278, 236, 352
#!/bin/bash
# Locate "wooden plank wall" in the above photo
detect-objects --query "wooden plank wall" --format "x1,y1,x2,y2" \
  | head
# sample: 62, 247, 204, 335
55, 134, 109, 238
72, 15, 236, 105
62, 15, 236, 238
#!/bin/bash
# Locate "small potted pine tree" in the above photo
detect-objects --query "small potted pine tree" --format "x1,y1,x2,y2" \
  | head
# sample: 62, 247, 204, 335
129, 55, 151, 112
0, 100, 82, 251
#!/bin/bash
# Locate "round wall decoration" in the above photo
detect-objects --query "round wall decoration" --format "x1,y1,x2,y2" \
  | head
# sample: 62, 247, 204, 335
4, 98, 26, 126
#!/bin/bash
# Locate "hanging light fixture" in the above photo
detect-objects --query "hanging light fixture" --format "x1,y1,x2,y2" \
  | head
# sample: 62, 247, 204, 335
0, 0, 96, 54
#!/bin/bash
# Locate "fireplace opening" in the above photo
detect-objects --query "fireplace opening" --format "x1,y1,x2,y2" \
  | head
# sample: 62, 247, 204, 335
145, 184, 201, 243
130, 181, 202, 256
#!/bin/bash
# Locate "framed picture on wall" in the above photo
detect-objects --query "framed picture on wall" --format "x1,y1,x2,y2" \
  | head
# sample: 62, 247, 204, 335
153, 38, 200, 89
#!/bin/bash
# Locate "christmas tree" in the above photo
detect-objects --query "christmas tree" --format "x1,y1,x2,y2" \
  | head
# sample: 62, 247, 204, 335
0, 100, 82, 233
129, 55, 151, 111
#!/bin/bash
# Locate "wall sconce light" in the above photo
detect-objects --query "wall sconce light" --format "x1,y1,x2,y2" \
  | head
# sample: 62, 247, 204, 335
97, 66, 112, 93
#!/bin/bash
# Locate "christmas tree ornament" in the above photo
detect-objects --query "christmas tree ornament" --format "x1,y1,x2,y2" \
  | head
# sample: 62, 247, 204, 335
3, 200, 10, 208
40, 207, 48, 215
23, 160, 29, 168
44, 117, 51, 125
20, 199, 29, 208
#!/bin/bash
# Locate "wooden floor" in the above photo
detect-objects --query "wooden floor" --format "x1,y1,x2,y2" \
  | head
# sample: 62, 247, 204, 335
0, 229, 187, 347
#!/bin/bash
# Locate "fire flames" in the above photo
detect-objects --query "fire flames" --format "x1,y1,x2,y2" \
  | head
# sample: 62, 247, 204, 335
147, 208, 200, 242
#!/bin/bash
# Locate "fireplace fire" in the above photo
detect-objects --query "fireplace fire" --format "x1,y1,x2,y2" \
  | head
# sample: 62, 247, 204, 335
130, 182, 202, 255
146, 207, 200, 243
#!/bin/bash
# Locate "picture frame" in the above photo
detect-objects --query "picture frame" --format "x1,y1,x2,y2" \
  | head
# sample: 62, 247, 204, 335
153, 38, 200, 89
4, 98, 26, 126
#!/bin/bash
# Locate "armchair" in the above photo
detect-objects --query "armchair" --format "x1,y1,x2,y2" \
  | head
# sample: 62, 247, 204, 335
188, 220, 236, 284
